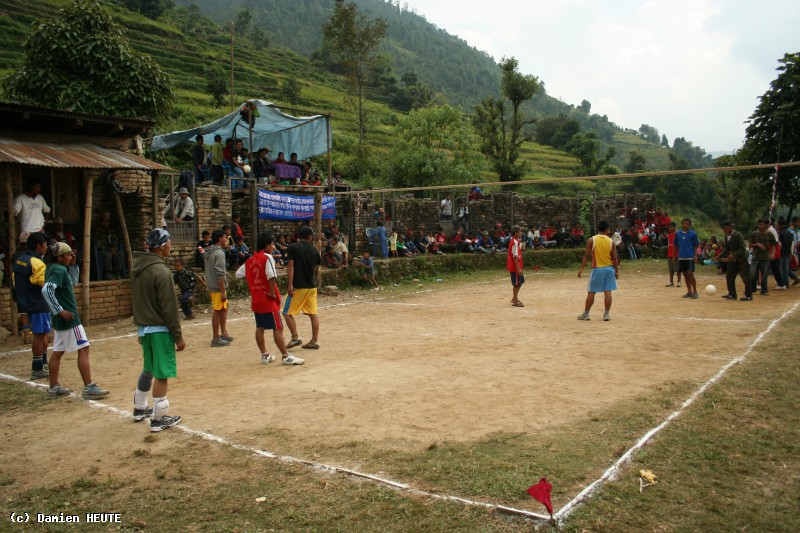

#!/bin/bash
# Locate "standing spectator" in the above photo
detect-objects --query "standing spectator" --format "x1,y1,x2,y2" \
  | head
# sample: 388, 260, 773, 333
283, 225, 321, 350
173, 258, 198, 320
130, 229, 184, 432
375, 220, 388, 258
204, 230, 233, 347
388, 229, 398, 258
231, 214, 245, 242
196, 230, 212, 269
508, 225, 524, 307
235, 233, 303, 366
577, 220, 619, 321
718, 221, 752, 301
50, 217, 77, 249
778, 218, 798, 288
440, 193, 453, 221
769, 218, 787, 290
674, 218, 700, 299
191, 134, 207, 186
665, 221, 681, 287
92, 211, 124, 280
14, 179, 51, 235
174, 188, 194, 222
209, 134, 225, 184
11, 232, 50, 380
42, 242, 109, 399
749, 217, 776, 295
455, 200, 469, 231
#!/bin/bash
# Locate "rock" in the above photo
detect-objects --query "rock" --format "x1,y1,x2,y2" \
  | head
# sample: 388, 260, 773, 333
0, 326, 10, 337
412, 278, 421, 282
322, 285, 339, 296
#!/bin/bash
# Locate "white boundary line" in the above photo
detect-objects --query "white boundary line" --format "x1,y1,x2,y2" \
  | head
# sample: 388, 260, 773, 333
0, 371, 550, 522
554, 301, 800, 523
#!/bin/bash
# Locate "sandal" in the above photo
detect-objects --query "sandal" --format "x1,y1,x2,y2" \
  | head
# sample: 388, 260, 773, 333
302, 341, 319, 349
512, 301, 524, 307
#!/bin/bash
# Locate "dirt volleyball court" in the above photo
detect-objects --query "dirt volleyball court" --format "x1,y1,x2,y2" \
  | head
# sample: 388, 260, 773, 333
1, 263, 796, 505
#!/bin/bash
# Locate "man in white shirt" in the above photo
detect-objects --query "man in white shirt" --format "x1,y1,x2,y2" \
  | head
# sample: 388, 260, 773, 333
440, 193, 453, 221
174, 188, 194, 222
14, 179, 51, 235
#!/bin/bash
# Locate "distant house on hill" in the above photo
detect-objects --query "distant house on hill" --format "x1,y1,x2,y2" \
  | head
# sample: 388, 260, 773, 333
0, 102, 172, 330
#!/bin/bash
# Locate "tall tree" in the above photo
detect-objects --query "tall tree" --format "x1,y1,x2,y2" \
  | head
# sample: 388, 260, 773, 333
715, 155, 766, 231
565, 130, 616, 176
625, 151, 647, 173
389, 105, 484, 188
741, 52, 800, 215
473, 57, 540, 182
322, 0, 388, 144
3, 0, 173, 120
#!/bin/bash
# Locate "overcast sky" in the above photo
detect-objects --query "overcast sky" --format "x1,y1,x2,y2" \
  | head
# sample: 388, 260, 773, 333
400, 0, 799, 153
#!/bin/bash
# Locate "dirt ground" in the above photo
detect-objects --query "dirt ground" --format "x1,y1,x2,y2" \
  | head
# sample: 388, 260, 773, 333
1, 264, 796, 492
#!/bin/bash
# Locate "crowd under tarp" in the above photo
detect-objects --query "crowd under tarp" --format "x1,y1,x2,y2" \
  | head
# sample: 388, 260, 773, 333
150, 100, 331, 159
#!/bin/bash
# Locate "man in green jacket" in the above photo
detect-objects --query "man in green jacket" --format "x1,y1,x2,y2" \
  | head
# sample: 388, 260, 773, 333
718, 220, 752, 301
131, 229, 185, 432
204, 229, 233, 347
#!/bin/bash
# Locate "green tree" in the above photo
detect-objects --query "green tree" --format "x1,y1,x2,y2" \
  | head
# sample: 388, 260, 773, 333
123, 0, 172, 20
533, 114, 581, 150
715, 154, 766, 230
741, 52, 800, 216
235, 8, 252, 36
3, 0, 173, 120
204, 63, 227, 107
389, 105, 484, 188
473, 57, 539, 182
661, 133, 670, 147
322, 0, 388, 144
579, 99, 591, 114
625, 151, 647, 173
278, 77, 302, 105
565, 130, 617, 176
249, 26, 270, 51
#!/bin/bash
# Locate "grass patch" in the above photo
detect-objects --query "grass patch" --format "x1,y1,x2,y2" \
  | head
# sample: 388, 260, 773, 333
0, 380, 48, 416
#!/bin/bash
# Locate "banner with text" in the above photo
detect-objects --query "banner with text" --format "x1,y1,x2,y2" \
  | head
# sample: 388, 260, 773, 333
257, 190, 336, 220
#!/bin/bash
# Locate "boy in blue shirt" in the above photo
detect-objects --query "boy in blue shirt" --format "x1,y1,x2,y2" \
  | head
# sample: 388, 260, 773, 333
674, 218, 700, 299
359, 250, 378, 290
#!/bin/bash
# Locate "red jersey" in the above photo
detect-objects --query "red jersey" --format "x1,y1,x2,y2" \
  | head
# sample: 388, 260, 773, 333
666, 232, 676, 258
507, 237, 522, 272
244, 252, 280, 313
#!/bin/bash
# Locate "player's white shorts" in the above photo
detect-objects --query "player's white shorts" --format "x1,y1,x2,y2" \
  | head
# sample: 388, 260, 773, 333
53, 325, 91, 353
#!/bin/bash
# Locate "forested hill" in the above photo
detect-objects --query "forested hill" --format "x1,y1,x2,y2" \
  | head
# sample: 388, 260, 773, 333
177, 0, 503, 109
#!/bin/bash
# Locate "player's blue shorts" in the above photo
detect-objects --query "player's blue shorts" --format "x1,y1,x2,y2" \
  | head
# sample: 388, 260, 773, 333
255, 311, 283, 330
510, 272, 525, 285
588, 266, 617, 293
30, 312, 52, 334
678, 259, 695, 272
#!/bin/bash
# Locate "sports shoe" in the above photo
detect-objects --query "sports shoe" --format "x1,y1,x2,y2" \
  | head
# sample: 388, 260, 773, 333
31, 369, 49, 380
261, 354, 276, 365
722, 294, 737, 299
210, 337, 230, 347
286, 338, 303, 349
282, 354, 305, 365
665, 282, 674, 287
150, 415, 181, 433
682, 293, 693, 298
603, 311, 611, 321
577, 311, 590, 321
47, 384, 71, 398
677, 282, 681, 287
792, 278, 799, 287
220, 334, 234, 342
690, 293, 699, 299
740, 296, 753, 301
775, 286, 787, 290
82, 383, 110, 400
133, 406, 153, 422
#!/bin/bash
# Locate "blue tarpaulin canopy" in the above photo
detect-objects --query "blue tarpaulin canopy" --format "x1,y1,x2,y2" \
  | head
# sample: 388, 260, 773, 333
150, 100, 331, 159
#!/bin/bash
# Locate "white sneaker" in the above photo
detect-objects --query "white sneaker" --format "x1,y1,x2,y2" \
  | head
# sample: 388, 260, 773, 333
261, 354, 276, 365
282, 354, 305, 365
776, 286, 787, 290
577, 311, 590, 321
603, 311, 611, 321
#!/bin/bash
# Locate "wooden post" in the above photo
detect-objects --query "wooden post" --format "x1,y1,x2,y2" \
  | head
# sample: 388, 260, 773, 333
252, 183, 259, 243
151, 171, 159, 230
5, 168, 17, 335
112, 192, 133, 276
314, 193, 322, 288
81, 173, 93, 324
326, 115, 333, 190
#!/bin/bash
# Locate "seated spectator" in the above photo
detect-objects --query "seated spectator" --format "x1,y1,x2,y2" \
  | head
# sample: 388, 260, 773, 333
476, 232, 496, 254
302, 170, 322, 186
196, 230, 212, 268
571, 225, 585, 246
273, 152, 288, 165
231, 214, 245, 242
435, 231, 448, 253
229, 235, 252, 268
330, 236, 350, 267
91, 211, 124, 280
272, 233, 289, 266
252, 148, 272, 182
359, 249, 379, 289
174, 187, 194, 222
468, 186, 483, 200
323, 219, 340, 241
396, 235, 414, 257
288, 153, 303, 169
322, 245, 338, 269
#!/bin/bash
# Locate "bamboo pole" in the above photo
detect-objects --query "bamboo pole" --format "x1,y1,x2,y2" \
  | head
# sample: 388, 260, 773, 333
112, 192, 133, 276
151, 171, 159, 229
314, 193, 322, 289
81, 174, 93, 323
5, 168, 17, 335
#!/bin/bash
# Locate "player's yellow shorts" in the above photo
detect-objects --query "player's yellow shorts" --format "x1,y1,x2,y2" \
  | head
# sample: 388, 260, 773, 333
210, 292, 228, 311
283, 288, 318, 316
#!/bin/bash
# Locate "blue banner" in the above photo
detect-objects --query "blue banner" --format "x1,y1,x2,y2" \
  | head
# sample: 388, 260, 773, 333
257, 190, 336, 220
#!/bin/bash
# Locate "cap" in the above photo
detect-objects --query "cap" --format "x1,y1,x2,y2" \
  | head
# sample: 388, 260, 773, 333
719, 220, 732, 227
52, 242, 72, 256
146, 228, 171, 249
19, 232, 29, 243
179, 187, 189, 194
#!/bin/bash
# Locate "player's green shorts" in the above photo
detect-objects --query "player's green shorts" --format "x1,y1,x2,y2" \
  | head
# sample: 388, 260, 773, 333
141, 332, 177, 379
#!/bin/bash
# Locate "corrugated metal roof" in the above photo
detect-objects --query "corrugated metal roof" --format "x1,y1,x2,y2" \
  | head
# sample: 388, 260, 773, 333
0, 137, 171, 170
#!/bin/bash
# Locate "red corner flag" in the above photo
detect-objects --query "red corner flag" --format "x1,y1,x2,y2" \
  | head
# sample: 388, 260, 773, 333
527, 478, 553, 515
